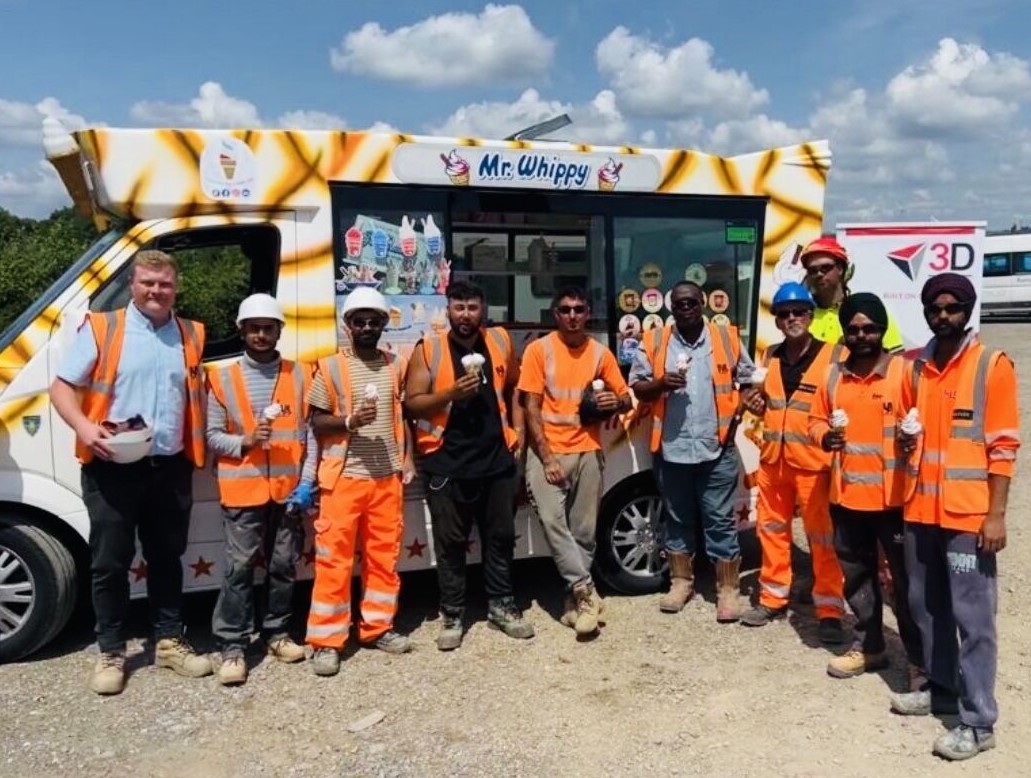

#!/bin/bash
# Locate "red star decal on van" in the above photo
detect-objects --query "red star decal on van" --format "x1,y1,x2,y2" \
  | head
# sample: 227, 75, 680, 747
189, 556, 214, 577
405, 538, 427, 558
130, 560, 148, 582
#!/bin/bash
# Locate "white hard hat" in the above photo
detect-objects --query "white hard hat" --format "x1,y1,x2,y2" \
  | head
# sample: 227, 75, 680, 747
105, 427, 154, 464
236, 293, 285, 326
341, 287, 389, 318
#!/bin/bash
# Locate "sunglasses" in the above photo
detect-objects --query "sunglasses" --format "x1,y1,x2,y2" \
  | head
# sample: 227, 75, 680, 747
556, 304, 588, 315
671, 298, 702, 310
775, 307, 811, 320
806, 262, 838, 276
845, 324, 884, 337
349, 316, 385, 329
924, 302, 966, 316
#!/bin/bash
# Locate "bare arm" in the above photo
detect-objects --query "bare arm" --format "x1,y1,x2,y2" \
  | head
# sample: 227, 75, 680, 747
49, 377, 114, 459
980, 474, 1010, 553
523, 391, 552, 463
403, 341, 478, 418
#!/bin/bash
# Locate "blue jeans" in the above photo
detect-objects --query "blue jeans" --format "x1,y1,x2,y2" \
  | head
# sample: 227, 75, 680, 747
656, 449, 741, 562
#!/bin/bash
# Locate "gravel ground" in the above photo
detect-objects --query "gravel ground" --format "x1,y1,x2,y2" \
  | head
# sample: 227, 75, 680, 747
3, 322, 1031, 778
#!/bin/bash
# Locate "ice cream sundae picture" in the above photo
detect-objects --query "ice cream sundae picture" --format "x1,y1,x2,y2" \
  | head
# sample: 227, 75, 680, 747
345, 223, 364, 258
422, 215, 443, 256
597, 158, 622, 191
441, 150, 471, 186
399, 215, 418, 258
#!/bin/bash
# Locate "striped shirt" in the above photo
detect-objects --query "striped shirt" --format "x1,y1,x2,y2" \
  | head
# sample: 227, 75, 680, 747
308, 351, 400, 478
205, 353, 317, 483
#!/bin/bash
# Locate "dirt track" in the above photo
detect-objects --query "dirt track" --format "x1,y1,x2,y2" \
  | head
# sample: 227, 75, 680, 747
2, 322, 1029, 778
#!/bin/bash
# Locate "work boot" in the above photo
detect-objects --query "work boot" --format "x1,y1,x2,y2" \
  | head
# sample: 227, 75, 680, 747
90, 650, 126, 696
487, 597, 535, 640
365, 630, 412, 654
218, 650, 247, 686
266, 635, 306, 664
154, 637, 213, 678
572, 580, 602, 636
826, 649, 889, 679
933, 725, 996, 761
817, 618, 850, 646
715, 559, 742, 623
559, 594, 577, 628
889, 688, 960, 716
436, 611, 464, 651
740, 603, 788, 627
311, 647, 341, 677
907, 664, 927, 692
658, 553, 694, 613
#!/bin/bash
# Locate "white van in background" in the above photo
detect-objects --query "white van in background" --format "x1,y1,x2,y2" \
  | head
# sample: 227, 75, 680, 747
982, 231, 1031, 319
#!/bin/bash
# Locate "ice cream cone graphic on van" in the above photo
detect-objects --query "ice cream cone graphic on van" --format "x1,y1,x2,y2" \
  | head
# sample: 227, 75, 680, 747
219, 151, 236, 180
440, 150, 470, 186
598, 158, 622, 191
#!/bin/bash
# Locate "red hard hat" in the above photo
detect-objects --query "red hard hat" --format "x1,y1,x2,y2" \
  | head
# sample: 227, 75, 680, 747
799, 236, 849, 266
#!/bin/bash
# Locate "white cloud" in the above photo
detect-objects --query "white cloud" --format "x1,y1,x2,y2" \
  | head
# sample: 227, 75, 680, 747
0, 97, 87, 147
130, 81, 263, 127
0, 161, 69, 218
277, 110, 348, 130
595, 27, 768, 121
330, 4, 554, 88
705, 115, 811, 155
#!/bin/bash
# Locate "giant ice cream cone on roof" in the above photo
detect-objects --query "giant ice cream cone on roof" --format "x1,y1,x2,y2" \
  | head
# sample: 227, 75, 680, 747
42, 117, 92, 219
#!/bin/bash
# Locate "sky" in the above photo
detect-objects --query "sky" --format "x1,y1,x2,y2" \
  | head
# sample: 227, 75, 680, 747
2, 0, 1031, 229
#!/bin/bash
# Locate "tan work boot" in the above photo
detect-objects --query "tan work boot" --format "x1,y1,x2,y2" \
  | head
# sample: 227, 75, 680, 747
572, 581, 602, 636
90, 650, 126, 695
559, 594, 577, 628
659, 553, 695, 613
827, 649, 889, 678
715, 558, 742, 623
218, 652, 247, 686
267, 636, 306, 664
154, 637, 213, 678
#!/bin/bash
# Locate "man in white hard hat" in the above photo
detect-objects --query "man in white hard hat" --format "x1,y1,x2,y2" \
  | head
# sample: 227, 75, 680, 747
305, 286, 416, 677
206, 293, 317, 685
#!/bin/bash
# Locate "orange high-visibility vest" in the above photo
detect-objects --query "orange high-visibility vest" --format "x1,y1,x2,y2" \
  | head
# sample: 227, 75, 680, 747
315, 350, 408, 490
413, 327, 519, 455
206, 359, 313, 507
760, 341, 842, 470
825, 355, 907, 510
76, 308, 206, 466
641, 322, 741, 453
537, 332, 606, 428
905, 342, 1009, 523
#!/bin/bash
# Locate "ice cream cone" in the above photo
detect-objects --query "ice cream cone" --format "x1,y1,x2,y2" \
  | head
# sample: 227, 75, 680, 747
598, 179, 616, 192
448, 171, 470, 186
49, 151, 92, 218
221, 161, 237, 179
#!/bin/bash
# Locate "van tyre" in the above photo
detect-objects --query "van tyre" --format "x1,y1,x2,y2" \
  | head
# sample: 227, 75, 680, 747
0, 524, 77, 663
594, 477, 666, 595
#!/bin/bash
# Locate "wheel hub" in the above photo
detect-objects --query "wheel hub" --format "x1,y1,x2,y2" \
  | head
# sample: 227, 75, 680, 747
0, 547, 35, 639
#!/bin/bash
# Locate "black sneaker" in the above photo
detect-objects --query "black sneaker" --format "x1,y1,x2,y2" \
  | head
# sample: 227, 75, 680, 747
818, 618, 850, 646
740, 604, 788, 627
487, 597, 535, 640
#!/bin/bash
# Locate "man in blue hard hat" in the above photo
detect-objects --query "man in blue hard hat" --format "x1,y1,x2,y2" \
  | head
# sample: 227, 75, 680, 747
741, 282, 847, 646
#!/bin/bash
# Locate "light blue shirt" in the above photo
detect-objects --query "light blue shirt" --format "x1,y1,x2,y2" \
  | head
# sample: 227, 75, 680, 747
57, 302, 187, 456
630, 325, 754, 465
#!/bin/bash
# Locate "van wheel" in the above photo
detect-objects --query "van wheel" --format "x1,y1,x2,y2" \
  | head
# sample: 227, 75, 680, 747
0, 524, 77, 663
594, 477, 667, 595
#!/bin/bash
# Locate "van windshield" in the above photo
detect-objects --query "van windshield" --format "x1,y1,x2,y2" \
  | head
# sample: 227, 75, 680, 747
0, 228, 125, 352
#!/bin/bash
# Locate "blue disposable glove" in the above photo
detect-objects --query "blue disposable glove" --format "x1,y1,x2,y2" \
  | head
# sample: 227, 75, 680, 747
285, 481, 315, 512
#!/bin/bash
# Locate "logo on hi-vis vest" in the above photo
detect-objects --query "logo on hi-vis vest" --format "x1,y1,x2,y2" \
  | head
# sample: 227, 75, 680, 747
887, 242, 927, 281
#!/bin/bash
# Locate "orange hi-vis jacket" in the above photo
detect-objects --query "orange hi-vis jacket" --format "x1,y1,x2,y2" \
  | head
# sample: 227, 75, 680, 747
809, 353, 907, 511
413, 327, 519, 455
901, 335, 1020, 531
76, 308, 206, 466
640, 322, 741, 453
760, 341, 842, 471
315, 349, 408, 491
206, 359, 313, 507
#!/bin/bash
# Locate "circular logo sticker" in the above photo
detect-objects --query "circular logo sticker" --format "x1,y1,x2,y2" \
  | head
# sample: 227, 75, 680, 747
708, 288, 730, 314
618, 288, 641, 313
638, 262, 663, 288
665, 314, 676, 327
711, 313, 731, 326
641, 288, 664, 313
618, 314, 642, 339
684, 263, 708, 286
642, 313, 665, 332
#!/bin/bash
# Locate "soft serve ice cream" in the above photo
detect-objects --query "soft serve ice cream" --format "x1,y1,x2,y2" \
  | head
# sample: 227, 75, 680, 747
261, 403, 283, 448
597, 158, 622, 191
900, 408, 922, 436
831, 408, 850, 431
441, 150, 470, 186
461, 353, 486, 380
749, 365, 768, 390
592, 379, 605, 392
676, 354, 691, 376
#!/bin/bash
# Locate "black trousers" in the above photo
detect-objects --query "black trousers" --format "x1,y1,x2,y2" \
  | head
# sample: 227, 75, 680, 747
82, 454, 194, 653
830, 504, 923, 666
426, 472, 517, 615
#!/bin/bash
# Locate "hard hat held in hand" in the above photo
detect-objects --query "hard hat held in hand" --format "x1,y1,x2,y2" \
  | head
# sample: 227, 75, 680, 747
100, 417, 154, 464
236, 293, 285, 326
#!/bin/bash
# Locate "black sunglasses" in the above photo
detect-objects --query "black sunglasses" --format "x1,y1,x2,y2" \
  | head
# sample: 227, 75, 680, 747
556, 304, 588, 315
775, 307, 811, 320
845, 324, 884, 337
806, 262, 838, 276
924, 302, 965, 316
671, 298, 702, 310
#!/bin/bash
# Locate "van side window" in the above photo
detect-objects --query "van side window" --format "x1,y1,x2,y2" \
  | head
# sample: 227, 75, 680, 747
983, 253, 1011, 276
89, 225, 280, 360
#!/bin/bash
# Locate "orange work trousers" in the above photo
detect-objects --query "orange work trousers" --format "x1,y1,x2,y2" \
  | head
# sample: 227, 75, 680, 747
756, 460, 844, 619
306, 473, 403, 649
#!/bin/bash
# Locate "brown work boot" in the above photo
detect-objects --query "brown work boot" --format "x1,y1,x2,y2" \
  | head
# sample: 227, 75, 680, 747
90, 650, 126, 695
218, 651, 247, 686
826, 649, 889, 679
572, 581, 602, 636
659, 553, 695, 613
267, 635, 306, 664
715, 558, 742, 623
154, 637, 213, 678
559, 594, 577, 628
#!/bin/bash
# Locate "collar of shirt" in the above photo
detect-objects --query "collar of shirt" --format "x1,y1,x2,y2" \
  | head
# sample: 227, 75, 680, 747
242, 352, 281, 371
447, 331, 486, 357
917, 329, 977, 374
127, 301, 176, 333
671, 323, 709, 350
840, 351, 892, 380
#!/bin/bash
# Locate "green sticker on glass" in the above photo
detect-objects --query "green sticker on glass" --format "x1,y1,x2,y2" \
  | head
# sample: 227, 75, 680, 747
725, 224, 756, 244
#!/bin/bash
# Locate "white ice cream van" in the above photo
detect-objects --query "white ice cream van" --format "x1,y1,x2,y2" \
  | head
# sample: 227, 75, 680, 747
0, 118, 832, 660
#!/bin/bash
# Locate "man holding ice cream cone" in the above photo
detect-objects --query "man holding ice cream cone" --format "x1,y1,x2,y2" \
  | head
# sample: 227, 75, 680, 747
205, 293, 316, 686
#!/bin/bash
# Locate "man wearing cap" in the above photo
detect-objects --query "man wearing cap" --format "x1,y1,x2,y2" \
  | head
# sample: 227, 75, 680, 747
808, 293, 924, 684
799, 237, 905, 353
740, 282, 847, 645
889, 273, 1019, 761
206, 293, 316, 686
49, 249, 212, 695
305, 287, 415, 676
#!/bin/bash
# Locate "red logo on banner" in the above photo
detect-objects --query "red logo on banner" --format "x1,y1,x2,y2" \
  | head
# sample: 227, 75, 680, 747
886, 242, 927, 281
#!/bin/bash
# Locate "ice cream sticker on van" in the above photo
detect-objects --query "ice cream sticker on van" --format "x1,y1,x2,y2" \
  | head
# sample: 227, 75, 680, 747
200, 137, 257, 202
392, 143, 661, 193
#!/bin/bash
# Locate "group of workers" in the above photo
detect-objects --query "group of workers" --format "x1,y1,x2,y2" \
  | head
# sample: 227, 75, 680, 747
49, 236, 1017, 763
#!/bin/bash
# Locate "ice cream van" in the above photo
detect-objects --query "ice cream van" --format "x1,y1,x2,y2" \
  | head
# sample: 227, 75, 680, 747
0, 118, 831, 660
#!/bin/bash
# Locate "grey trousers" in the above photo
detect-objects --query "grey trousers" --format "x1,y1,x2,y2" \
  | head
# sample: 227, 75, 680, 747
905, 523, 998, 729
525, 449, 603, 589
212, 502, 303, 651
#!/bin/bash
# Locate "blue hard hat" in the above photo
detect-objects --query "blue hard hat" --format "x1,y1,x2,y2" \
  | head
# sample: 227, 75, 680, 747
772, 281, 815, 309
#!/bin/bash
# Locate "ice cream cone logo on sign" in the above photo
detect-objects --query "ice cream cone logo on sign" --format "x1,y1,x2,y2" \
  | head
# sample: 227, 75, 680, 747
597, 157, 622, 191
219, 151, 236, 180
441, 149, 471, 186
200, 136, 258, 202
